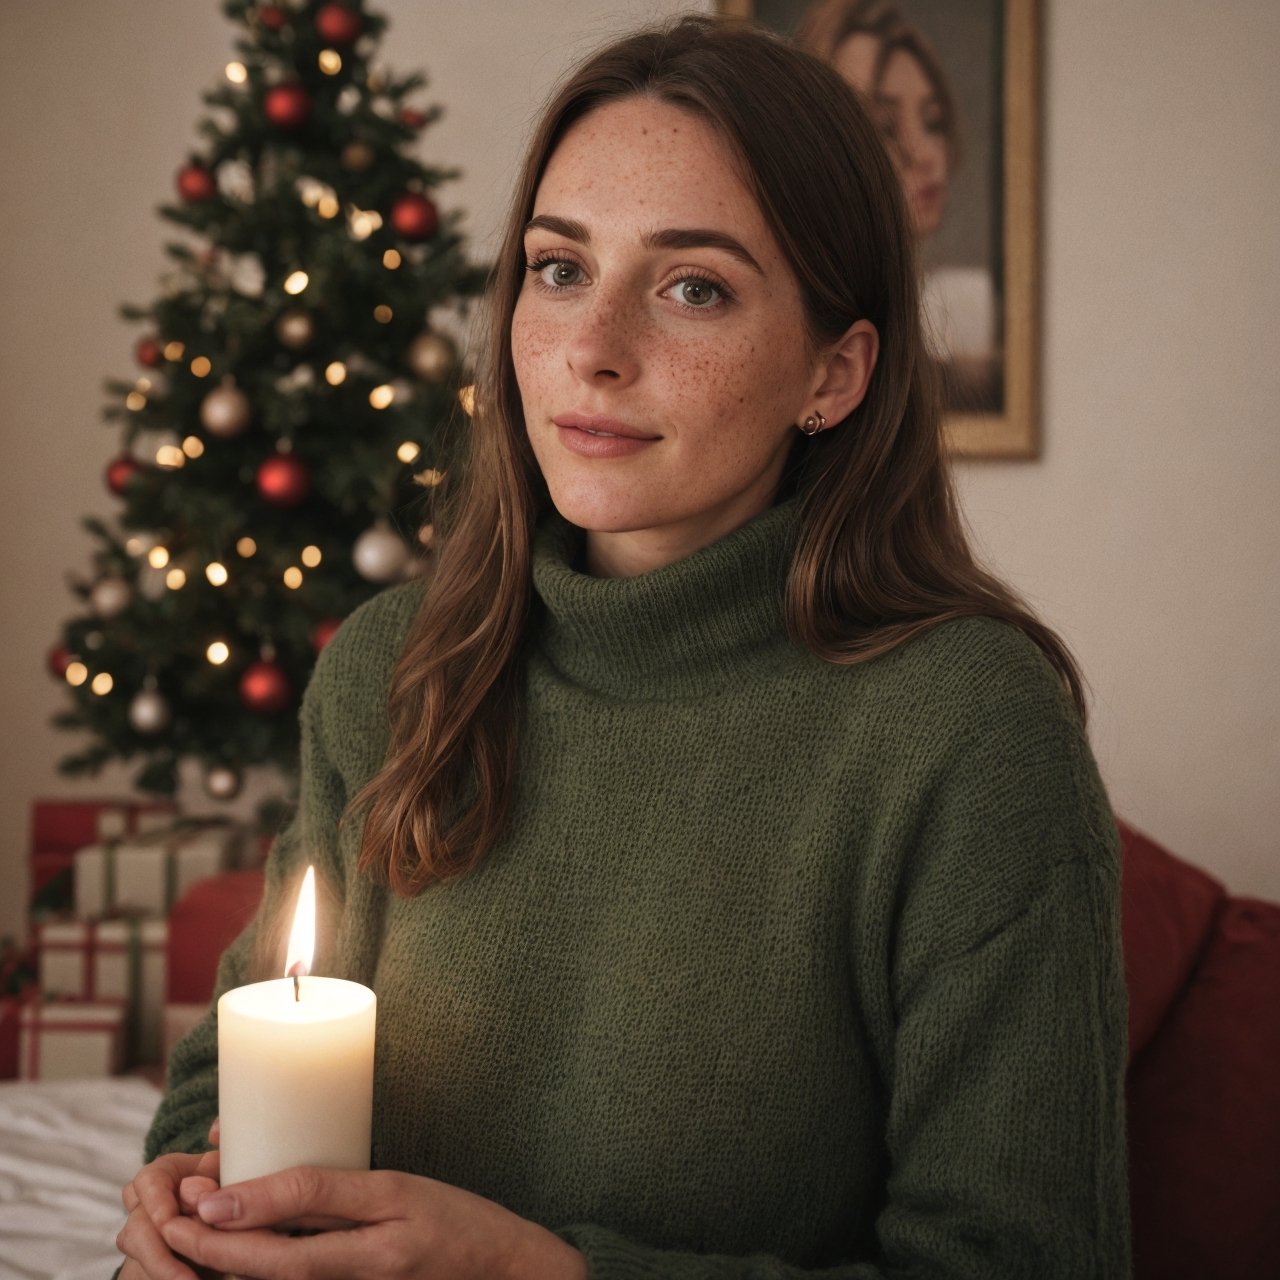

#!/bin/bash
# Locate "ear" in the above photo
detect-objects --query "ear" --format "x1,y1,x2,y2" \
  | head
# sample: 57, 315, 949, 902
806, 320, 879, 428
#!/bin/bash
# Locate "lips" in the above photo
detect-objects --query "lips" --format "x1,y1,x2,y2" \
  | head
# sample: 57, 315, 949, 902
552, 413, 661, 441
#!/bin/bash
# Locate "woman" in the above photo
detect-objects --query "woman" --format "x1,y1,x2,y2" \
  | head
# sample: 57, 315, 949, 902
117, 16, 1129, 1279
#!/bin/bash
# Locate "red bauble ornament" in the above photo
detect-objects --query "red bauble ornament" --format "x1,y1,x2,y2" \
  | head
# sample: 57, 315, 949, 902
176, 163, 217, 203
47, 644, 72, 679
311, 617, 344, 653
135, 336, 162, 368
239, 660, 293, 715
390, 192, 439, 242
256, 452, 311, 508
315, 3, 362, 44
257, 4, 287, 30
264, 83, 312, 131
106, 454, 144, 496
399, 107, 427, 130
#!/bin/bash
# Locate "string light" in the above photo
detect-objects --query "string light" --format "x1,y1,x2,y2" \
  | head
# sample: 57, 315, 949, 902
164, 341, 185, 361
191, 356, 212, 377
369, 384, 395, 410
236, 536, 257, 558
284, 271, 309, 295
126, 391, 147, 411
125, 536, 147, 556
458, 384, 476, 416
415, 467, 445, 488
182, 435, 205, 458
324, 361, 347, 386
136, 378, 153, 392
349, 209, 383, 241
301, 545, 322, 568
65, 662, 88, 687
156, 445, 185, 469
148, 546, 170, 569
166, 568, 187, 590
317, 195, 340, 219
91, 673, 114, 696
318, 50, 342, 74
207, 641, 230, 665
283, 566, 304, 589
382, 249, 402, 270
373, 305, 393, 324
206, 562, 229, 586
397, 441, 421, 464
225, 62, 248, 84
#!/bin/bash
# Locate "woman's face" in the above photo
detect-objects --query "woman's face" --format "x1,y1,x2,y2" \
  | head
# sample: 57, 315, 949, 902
511, 96, 827, 578
874, 49, 949, 239
832, 32, 880, 94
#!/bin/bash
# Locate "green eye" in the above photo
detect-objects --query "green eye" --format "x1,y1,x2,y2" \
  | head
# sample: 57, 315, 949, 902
680, 280, 717, 307
552, 263, 578, 286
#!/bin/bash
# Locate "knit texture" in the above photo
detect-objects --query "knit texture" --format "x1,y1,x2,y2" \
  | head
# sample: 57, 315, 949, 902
148, 499, 1131, 1278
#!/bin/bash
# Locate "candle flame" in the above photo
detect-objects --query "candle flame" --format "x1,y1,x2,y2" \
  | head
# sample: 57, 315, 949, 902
284, 865, 316, 982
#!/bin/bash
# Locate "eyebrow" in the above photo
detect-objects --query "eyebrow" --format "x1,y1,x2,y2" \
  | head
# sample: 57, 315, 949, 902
523, 215, 764, 275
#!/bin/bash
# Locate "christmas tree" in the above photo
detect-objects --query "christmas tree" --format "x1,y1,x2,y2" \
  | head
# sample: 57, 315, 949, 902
48, 0, 485, 805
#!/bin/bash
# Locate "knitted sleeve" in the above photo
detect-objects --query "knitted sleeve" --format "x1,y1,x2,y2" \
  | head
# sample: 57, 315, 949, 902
557, 654, 1131, 1279
142, 641, 350, 1162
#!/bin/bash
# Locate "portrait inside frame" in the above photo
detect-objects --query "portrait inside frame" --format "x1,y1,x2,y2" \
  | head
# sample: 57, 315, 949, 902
719, 0, 1040, 458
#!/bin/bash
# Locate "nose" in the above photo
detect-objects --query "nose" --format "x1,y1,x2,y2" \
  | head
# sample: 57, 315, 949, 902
565, 285, 641, 388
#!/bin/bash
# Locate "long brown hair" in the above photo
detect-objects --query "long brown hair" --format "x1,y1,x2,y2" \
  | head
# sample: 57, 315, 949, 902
353, 15, 1085, 895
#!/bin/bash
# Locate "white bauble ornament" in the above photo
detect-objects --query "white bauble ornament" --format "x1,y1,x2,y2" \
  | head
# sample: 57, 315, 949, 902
200, 380, 252, 437
275, 309, 315, 349
90, 576, 132, 618
352, 523, 409, 583
407, 331, 455, 383
217, 159, 255, 204
128, 688, 172, 734
204, 763, 243, 801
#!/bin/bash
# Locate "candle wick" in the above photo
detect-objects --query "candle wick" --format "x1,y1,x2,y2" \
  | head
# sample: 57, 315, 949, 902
293, 973, 301, 1002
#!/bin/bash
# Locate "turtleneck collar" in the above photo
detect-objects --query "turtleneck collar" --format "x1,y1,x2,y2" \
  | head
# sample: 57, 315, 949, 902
531, 499, 799, 701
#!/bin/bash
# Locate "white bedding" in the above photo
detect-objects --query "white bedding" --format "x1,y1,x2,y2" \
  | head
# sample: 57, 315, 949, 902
0, 1076, 160, 1280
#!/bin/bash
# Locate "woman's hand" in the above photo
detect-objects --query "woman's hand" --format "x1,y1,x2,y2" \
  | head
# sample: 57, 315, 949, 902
160, 1166, 588, 1280
116, 1119, 221, 1280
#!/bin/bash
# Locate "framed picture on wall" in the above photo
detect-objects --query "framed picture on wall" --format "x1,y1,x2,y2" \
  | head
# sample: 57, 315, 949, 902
719, 0, 1040, 458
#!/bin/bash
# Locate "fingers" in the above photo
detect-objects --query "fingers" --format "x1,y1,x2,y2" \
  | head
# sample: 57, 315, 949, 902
134, 1152, 206, 1230
207, 1117, 219, 1147
161, 1217, 363, 1280
116, 1204, 199, 1280
178, 1175, 221, 1215
191, 1166, 403, 1232
123, 1181, 140, 1212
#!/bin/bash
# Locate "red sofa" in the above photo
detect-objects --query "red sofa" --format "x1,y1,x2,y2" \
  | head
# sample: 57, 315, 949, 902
169, 821, 1280, 1278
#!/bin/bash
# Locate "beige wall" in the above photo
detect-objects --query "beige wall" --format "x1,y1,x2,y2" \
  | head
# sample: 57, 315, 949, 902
1, 0, 1275, 945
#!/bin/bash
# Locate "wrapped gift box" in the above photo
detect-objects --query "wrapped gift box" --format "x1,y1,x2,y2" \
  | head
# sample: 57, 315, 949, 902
0, 997, 22, 1079
74, 822, 247, 919
31, 798, 177, 856
18, 998, 126, 1080
37, 918, 167, 1064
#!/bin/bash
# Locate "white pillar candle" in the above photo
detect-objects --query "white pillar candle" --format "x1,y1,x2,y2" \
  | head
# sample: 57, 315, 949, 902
217, 867, 376, 1187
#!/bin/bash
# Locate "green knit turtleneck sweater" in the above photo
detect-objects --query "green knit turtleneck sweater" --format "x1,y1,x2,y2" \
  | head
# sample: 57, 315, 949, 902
150, 500, 1131, 1278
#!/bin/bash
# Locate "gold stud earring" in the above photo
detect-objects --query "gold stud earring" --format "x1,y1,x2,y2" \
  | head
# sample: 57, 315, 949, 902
799, 411, 827, 436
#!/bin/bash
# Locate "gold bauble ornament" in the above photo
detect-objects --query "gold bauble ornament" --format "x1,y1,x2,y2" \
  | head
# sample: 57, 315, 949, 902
275, 309, 316, 350
341, 140, 376, 172
407, 331, 455, 383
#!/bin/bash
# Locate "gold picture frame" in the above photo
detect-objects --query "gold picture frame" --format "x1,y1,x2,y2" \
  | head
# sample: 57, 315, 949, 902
718, 0, 1040, 458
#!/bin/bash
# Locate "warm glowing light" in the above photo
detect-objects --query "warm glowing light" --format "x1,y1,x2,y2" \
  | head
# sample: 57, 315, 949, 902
191, 356, 212, 377
349, 209, 383, 241
382, 249, 402, 270
284, 866, 317, 979
236, 536, 257, 558
126, 391, 147, 411
319, 49, 342, 74
369, 384, 395, 410
301, 545, 322, 568
373, 305, 393, 324
284, 271, 309, 295
283, 566, 304, 589
206, 561, 229, 586
148, 546, 170, 569
298, 179, 323, 208
458, 384, 476, 416
125, 536, 146, 556
136, 378, 153, 392
91, 673, 114, 696
317, 194, 340, 219
396, 441, 421, 464
207, 641, 230, 665
65, 662, 88, 687
164, 341, 185, 361
225, 61, 248, 84
182, 435, 205, 458
417, 523, 435, 548
415, 467, 445, 488
324, 361, 347, 386
155, 445, 186, 469
166, 568, 187, 590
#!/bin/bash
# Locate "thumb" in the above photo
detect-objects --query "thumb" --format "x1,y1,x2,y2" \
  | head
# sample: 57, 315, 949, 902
195, 1166, 400, 1231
